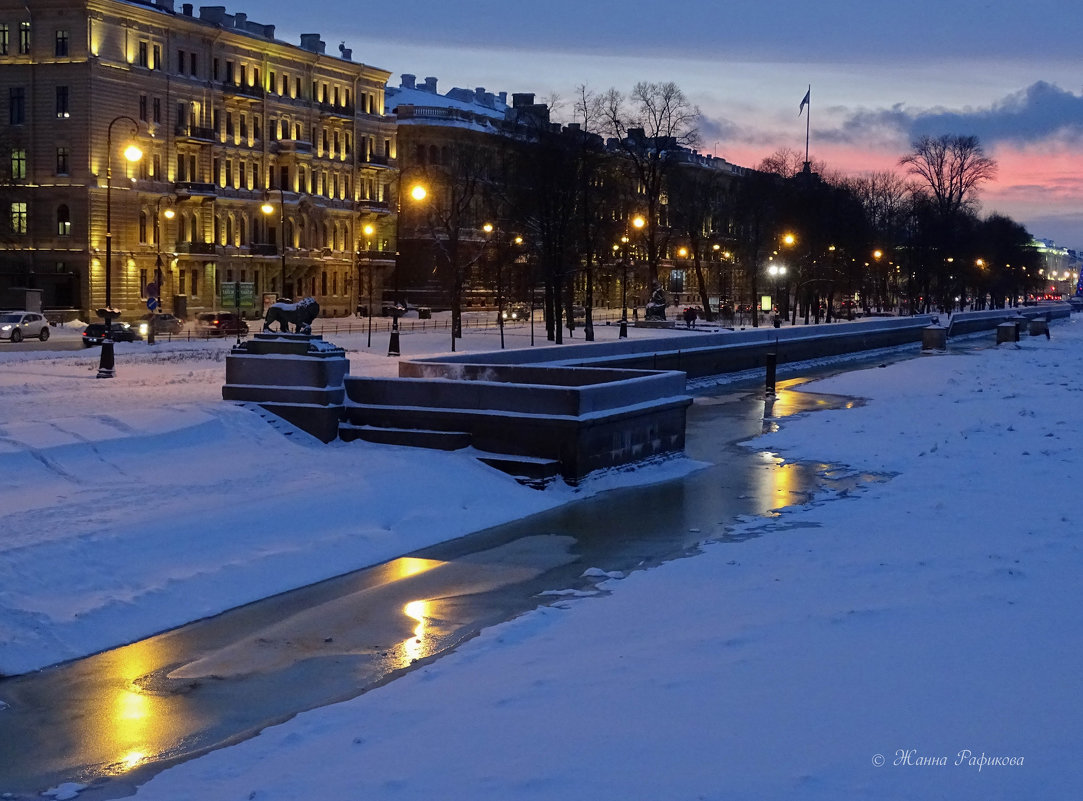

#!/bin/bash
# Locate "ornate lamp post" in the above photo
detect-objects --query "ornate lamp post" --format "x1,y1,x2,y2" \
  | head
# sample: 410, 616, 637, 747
97, 116, 143, 379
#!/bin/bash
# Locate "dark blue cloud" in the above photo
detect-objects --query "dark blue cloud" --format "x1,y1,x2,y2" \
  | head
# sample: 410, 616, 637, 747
832, 82, 1083, 146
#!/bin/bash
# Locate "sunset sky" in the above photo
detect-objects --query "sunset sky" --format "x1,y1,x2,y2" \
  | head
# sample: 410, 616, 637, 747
260, 0, 1083, 248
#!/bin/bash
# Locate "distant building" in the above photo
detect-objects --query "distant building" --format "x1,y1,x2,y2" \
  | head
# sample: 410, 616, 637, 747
0, 0, 394, 320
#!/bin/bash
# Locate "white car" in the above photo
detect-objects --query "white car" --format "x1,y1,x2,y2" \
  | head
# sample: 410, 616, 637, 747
0, 311, 50, 342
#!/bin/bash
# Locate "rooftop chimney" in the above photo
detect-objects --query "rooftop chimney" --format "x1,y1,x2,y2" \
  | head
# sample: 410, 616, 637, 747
423, 76, 438, 93
401, 74, 416, 89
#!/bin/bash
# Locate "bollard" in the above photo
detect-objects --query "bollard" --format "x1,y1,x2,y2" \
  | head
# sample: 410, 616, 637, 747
922, 325, 947, 351
765, 351, 777, 395
996, 321, 1019, 344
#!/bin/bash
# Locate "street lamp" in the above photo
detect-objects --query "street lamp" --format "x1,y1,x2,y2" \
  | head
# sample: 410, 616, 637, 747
260, 188, 287, 299
362, 223, 375, 348
146, 196, 175, 346
619, 215, 645, 338
97, 115, 143, 379
389, 181, 427, 357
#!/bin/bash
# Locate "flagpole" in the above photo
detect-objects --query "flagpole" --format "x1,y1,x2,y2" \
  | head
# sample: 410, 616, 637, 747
804, 84, 811, 169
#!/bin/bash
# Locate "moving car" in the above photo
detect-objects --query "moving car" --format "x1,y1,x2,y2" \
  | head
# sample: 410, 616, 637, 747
499, 303, 530, 322
195, 311, 249, 337
137, 313, 185, 337
0, 311, 50, 342
82, 322, 139, 346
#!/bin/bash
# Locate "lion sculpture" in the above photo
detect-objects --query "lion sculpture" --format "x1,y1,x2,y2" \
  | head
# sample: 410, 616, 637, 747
263, 297, 320, 334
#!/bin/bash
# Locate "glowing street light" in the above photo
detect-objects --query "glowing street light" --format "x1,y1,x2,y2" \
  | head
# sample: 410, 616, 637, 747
97, 115, 143, 379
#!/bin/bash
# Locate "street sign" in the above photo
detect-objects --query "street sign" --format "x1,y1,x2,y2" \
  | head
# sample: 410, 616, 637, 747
147, 297, 159, 311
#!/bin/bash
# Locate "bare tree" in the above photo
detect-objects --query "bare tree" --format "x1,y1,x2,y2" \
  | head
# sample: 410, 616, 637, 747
899, 134, 997, 310
601, 81, 700, 283
899, 134, 997, 223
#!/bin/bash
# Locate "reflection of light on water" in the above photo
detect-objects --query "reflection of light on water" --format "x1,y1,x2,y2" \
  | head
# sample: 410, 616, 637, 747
752, 452, 832, 513
389, 557, 442, 581
105, 643, 169, 774
119, 750, 148, 771
403, 600, 430, 664
117, 690, 148, 721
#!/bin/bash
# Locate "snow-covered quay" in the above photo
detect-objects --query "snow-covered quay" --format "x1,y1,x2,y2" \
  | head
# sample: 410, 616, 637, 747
2, 317, 1081, 799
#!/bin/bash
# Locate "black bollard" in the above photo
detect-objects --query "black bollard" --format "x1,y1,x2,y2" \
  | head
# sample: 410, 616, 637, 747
765, 351, 777, 396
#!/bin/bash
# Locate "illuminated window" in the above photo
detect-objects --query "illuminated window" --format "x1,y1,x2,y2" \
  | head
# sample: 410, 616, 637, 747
0, 24, 9, 55
10, 148, 26, 180
58, 204, 72, 236
10, 202, 27, 234
18, 21, 29, 55
56, 146, 69, 175
54, 30, 68, 57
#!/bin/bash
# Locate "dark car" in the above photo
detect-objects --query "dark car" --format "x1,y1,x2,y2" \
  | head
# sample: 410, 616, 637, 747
82, 322, 139, 347
499, 303, 530, 322
137, 313, 185, 337
195, 311, 249, 337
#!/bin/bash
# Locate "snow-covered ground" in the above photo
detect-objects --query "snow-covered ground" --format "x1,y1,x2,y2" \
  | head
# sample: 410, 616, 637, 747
4, 315, 1082, 799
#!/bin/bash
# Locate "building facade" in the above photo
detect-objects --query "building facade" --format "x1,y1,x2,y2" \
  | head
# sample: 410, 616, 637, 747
0, 0, 395, 321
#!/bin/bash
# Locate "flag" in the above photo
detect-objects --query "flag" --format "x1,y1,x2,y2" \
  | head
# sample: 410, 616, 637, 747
799, 87, 810, 116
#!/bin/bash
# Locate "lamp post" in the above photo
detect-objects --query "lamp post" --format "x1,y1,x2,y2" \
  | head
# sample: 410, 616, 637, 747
260, 187, 287, 299
97, 116, 143, 379
390, 180, 427, 357
147, 196, 175, 346
362, 223, 375, 348
619, 215, 645, 338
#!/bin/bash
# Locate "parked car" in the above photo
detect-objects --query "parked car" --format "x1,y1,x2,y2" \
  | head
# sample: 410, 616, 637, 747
195, 311, 249, 337
0, 311, 50, 342
81, 322, 139, 346
137, 313, 184, 337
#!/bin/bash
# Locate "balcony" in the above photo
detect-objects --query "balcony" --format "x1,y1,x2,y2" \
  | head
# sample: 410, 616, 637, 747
222, 81, 264, 101
174, 181, 217, 198
249, 243, 279, 256
318, 101, 355, 119
272, 138, 314, 155
174, 241, 218, 255
356, 198, 391, 214
174, 124, 215, 142
363, 153, 391, 167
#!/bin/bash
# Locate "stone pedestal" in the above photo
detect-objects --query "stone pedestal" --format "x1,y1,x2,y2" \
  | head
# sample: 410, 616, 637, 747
223, 333, 348, 442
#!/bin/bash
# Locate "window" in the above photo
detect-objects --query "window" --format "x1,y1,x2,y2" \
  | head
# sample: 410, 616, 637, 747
269, 71, 276, 93
253, 116, 261, 141
139, 94, 147, 121
56, 146, 69, 175
152, 153, 161, 179
190, 53, 197, 77
11, 148, 26, 180
153, 44, 161, 69
0, 24, 9, 55
9, 87, 25, 124
225, 60, 234, 83
191, 268, 199, 296
10, 202, 27, 234
55, 86, 69, 117
152, 97, 161, 123
138, 41, 148, 67
138, 211, 148, 242
18, 21, 29, 55
179, 269, 186, 294
239, 113, 247, 139
55, 30, 68, 57
177, 49, 185, 74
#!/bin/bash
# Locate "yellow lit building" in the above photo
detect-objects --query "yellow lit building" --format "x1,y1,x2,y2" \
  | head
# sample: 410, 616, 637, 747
0, 0, 395, 321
